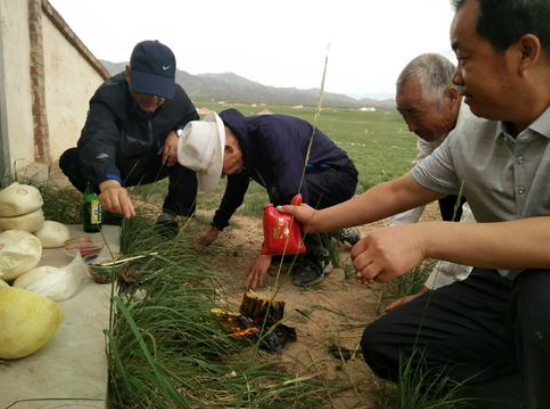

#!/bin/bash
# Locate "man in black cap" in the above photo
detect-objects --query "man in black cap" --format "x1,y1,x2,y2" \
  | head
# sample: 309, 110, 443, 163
60, 40, 198, 235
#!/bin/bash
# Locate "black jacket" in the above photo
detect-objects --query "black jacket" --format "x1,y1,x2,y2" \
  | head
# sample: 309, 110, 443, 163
77, 72, 198, 188
212, 109, 355, 230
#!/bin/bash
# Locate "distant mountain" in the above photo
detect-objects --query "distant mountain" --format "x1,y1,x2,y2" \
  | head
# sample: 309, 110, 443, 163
101, 61, 395, 109
347, 91, 394, 100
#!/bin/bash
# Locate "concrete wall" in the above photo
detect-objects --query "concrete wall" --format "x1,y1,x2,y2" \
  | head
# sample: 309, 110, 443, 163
42, 14, 104, 159
0, 3, 11, 180
0, 0, 108, 179
0, 0, 35, 169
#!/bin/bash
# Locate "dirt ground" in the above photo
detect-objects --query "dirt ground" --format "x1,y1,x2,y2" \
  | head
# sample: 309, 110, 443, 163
47, 163, 441, 408
191, 204, 441, 409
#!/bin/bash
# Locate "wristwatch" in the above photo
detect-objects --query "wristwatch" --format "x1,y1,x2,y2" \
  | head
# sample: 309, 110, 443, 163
176, 128, 184, 138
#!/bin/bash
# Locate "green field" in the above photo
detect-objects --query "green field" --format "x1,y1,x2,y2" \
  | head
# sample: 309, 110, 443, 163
186, 102, 417, 217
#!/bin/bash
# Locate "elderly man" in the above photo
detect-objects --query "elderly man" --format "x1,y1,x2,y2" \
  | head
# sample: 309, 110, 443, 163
387, 53, 475, 312
392, 53, 467, 225
281, 0, 550, 406
60, 40, 198, 236
179, 108, 359, 288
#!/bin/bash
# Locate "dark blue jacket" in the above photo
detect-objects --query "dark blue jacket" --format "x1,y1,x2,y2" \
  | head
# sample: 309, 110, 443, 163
212, 109, 355, 230
77, 72, 198, 189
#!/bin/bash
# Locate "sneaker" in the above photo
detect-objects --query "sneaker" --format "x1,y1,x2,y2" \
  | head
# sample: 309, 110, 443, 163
155, 212, 179, 239
334, 227, 361, 246
293, 261, 325, 287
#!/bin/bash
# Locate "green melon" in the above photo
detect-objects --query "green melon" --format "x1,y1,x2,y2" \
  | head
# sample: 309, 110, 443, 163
0, 286, 64, 359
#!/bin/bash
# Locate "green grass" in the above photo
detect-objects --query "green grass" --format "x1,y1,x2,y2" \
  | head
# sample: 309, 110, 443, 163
391, 263, 434, 299
39, 184, 83, 223
108, 216, 332, 408
37, 186, 334, 408
373, 351, 469, 409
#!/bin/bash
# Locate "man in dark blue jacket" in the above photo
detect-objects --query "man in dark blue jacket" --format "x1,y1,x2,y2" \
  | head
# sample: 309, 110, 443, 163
190, 108, 359, 288
59, 40, 198, 234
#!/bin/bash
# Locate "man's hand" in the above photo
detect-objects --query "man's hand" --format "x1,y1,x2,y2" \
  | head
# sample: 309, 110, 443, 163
277, 203, 317, 232
98, 180, 136, 218
158, 130, 179, 167
246, 254, 273, 289
385, 286, 430, 312
352, 224, 427, 285
197, 226, 221, 247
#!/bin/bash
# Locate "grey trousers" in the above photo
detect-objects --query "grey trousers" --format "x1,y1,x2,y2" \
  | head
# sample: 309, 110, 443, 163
361, 268, 550, 409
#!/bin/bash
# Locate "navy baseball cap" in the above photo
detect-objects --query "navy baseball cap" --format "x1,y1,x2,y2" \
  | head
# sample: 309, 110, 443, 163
129, 40, 176, 99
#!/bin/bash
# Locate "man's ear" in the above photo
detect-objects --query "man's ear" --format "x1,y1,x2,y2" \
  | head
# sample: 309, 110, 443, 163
517, 34, 542, 74
125, 65, 132, 85
444, 85, 461, 106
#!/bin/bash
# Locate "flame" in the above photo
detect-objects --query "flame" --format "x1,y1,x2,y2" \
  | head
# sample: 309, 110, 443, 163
231, 327, 261, 338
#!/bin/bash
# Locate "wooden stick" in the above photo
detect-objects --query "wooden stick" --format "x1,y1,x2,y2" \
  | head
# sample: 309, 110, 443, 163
99, 251, 159, 266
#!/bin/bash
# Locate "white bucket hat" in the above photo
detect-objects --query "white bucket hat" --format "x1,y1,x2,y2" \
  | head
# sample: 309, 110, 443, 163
177, 112, 225, 192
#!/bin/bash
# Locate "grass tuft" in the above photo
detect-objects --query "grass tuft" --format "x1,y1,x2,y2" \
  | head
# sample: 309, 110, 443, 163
107, 216, 332, 408
391, 263, 433, 299
373, 350, 470, 409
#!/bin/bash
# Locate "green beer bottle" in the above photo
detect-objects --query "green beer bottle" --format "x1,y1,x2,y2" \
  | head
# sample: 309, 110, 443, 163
83, 183, 102, 232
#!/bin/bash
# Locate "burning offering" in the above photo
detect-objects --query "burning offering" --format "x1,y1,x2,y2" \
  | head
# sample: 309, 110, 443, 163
212, 290, 296, 353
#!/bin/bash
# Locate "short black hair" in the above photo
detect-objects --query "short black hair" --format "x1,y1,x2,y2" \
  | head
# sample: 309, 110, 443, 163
452, 0, 550, 56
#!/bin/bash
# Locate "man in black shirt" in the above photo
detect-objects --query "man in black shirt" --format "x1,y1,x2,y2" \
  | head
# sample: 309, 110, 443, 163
60, 40, 198, 234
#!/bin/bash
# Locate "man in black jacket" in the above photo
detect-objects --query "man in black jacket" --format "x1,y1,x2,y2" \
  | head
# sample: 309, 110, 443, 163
60, 40, 198, 234
179, 108, 359, 288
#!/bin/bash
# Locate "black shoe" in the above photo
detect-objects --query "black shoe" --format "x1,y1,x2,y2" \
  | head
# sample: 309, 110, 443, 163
293, 261, 325, 287
334, 227, 361, 246
155, 212, 179, 239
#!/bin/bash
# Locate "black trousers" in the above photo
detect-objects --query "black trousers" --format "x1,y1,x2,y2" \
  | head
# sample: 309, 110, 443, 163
361, 268, 550, 409
438, 194, 467, 222
302, 165, 358, 258
59, 147, 198, 216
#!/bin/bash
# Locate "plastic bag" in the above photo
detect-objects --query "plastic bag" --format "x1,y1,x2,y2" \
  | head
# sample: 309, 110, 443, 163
13, 253, 90, 301
261, 194, 306, 256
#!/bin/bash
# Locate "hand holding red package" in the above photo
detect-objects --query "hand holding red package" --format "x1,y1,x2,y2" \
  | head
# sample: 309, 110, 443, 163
261, 194, 306, 256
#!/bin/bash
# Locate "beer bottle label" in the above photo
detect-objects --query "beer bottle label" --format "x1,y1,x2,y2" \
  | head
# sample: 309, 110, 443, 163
90, 199, 101, 224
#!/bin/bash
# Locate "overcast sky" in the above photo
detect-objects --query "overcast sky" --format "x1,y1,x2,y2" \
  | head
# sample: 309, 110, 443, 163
48, 0, 457, 99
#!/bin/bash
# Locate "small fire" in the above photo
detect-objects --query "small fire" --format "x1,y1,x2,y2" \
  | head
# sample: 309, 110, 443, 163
231, 327, 261, 338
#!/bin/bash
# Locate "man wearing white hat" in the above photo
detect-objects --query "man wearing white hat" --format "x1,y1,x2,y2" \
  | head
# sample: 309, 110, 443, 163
178, 108, 359, 288
176, 112, 225, 194
60, 40, 198, 237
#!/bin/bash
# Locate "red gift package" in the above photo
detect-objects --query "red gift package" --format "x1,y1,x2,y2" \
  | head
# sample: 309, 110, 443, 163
261, 194, 306, 256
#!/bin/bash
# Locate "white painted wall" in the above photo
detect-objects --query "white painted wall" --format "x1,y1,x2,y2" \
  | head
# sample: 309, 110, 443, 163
0, 0, 107, 174
0, 0, 35, 170
42, 15, 105, 160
